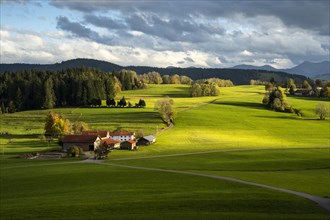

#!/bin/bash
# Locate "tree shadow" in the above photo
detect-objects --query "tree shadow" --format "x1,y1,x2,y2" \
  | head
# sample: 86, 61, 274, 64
215, 101, 265, 110
254, 115, 299, 120
288, 96, 330, 102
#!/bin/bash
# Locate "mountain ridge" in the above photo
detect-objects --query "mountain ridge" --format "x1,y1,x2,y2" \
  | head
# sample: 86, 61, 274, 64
233, 61, 330, 79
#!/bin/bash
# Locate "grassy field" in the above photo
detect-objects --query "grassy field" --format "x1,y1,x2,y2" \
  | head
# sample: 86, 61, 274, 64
109, 148, 330, 197
1, 84, 329, 219
1, 162, 329, 220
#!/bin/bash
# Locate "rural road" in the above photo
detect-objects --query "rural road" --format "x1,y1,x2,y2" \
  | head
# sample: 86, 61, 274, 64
99, 162, 330, 212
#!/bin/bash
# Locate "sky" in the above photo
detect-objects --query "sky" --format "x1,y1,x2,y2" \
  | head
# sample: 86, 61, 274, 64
1, 0, 329, 68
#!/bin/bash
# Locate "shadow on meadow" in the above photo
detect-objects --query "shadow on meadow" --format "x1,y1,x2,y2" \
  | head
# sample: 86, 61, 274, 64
214, 101, 265, 110
288, 96, 330, 102
164, 87, 191, 98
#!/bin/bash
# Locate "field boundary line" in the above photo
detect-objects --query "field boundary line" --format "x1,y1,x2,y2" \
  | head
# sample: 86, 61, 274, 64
109, 147, 330, 161
0, 161, 81, 170
100, 162, 330, 212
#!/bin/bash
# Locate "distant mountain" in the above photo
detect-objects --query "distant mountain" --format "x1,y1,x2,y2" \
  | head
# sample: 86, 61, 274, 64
233, 64, 278, 72
166, 66, 177, 69
0, 58, 307, 85
233, 61, 330, 79
312, 73, 330, 80
287, 61, 330, 77
0, 58, 122, 73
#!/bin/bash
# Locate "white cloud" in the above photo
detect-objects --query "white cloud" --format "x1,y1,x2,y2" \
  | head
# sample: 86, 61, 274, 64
241, 50, 253, 56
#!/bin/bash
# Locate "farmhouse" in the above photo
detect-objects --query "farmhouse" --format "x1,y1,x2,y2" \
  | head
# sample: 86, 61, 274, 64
62, 135, 101, 152
120, 140, 137, 150
137, 135, 156, 146
110, 131, 135, 141
294, 89, 314, 96
102, 138, 121, 149
82, 130, 109, 139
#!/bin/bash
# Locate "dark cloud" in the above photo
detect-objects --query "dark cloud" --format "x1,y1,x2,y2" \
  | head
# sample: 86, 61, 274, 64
184, 57, 194, 63
51, 0, 329, 35
57, 16, 94, 38
50, 0, 329, 66
84, 15, 126, 30
56, 16, 113, 44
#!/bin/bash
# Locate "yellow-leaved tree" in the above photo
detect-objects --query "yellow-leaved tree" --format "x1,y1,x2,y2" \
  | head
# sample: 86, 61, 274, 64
44, 112, 71, 137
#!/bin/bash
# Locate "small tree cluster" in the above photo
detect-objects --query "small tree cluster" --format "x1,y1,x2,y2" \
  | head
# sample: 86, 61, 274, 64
161, 74, 193, 85
67, 146, 81, 157
262, 87, 292, 112
139, 71, 163, 84
250, 79, 268, 85
286, 78, 296, 95
191, 82, 220, 97
94, 143, 110, 160
136, 99, 146, 108
195, 78, 233, 87
106, 97, 146, 108
117, 96, 127, 107
154, 98, 176, 125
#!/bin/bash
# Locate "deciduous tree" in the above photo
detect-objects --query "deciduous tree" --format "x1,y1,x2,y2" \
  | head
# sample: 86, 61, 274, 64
315, 103, 329, 120
154, 98, 176, 125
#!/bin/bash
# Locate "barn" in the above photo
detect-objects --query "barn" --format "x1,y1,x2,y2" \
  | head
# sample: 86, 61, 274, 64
137, 135, 156, 146
120, 140, 137, 150
62, 135, 101, 152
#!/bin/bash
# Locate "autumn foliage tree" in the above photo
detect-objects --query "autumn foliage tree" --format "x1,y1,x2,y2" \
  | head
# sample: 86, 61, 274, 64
44, 112, 71, 137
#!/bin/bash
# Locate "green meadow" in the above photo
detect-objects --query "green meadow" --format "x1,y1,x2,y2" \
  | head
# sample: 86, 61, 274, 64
1, 84, 329, 219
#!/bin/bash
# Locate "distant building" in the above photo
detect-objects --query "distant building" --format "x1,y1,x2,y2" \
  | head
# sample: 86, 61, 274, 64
82, 130, 109, 139
120, 140, 137, 150
102, 138, 120, 150
294, 89, 313, 96
137, 135, 156, 146
62, 135, 101, 152
110, 131, 135, 141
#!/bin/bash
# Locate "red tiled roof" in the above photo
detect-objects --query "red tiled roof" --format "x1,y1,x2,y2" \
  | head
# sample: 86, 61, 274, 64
124, 140, 136, 144
109, 131, 135, 136
102, 138, 120, 145
63, 135, 99, 143
82, 130, 108, 137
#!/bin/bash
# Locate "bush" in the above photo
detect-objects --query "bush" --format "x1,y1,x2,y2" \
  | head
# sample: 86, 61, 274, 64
67, 146, 80, 157
315, 103, 329, 120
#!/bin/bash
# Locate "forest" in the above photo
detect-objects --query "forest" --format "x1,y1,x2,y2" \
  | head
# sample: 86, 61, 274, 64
0, 68, 193, 113
0, 68, 133, 112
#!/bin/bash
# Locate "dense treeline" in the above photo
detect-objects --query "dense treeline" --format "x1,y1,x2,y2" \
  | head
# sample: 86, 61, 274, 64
194, 78, 233, 87
0, 68, 146, 113
138, 71, 193, 85
0, 58, 308, 85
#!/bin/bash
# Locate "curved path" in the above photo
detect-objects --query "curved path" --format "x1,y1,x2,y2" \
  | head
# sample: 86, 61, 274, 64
98, 162, 330, 212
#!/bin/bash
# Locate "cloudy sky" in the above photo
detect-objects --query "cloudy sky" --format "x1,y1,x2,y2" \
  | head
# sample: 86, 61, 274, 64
1, 0, 329, 68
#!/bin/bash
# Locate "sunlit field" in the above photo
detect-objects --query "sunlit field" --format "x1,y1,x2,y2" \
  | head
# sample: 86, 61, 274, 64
1, 84, 329, 219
